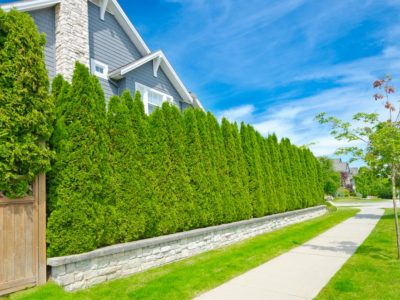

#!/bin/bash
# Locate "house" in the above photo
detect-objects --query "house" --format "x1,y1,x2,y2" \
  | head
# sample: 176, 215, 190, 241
331, 158, 358, 192
0, 0, 204, 114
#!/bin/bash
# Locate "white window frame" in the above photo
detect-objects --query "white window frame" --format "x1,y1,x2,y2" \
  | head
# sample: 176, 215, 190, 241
90, 58, 109, 80
135, 82, 174, 114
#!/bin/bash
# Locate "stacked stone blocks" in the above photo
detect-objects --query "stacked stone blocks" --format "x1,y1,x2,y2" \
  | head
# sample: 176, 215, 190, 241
48, 205, 327, 291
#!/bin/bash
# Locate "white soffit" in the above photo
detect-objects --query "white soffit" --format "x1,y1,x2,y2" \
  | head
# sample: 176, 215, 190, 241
0, 0, 61, 12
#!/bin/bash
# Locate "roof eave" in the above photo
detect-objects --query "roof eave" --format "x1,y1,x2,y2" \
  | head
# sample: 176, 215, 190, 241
0, 0, 61, 12
109, 51, 195, 106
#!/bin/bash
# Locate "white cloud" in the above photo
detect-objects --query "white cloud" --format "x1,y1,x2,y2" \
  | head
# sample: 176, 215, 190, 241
216, 104, 255, 123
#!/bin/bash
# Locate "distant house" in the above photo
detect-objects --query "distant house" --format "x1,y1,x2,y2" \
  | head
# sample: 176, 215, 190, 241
1, 0, 204, 114
331, 158, 358, 192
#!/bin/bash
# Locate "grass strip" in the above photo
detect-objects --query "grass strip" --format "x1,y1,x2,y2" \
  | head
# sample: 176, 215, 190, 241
316, 209, 400, 300
5, 208, 357, 300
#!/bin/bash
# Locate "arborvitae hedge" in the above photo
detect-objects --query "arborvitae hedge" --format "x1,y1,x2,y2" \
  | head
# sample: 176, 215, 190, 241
46, 64, 324, 256
0, 9, 54, 197
46, 63, 113, 256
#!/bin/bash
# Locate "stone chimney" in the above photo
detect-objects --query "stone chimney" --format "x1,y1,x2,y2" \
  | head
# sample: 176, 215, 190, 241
55, 0, 90, 81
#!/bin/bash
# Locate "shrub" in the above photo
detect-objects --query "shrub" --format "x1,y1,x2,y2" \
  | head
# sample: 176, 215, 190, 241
336, 187, 350, 198
0, 9, 53, 197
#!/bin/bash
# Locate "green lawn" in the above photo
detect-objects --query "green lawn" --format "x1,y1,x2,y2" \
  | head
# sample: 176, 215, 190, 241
316, 209, 400, 300
332, 197, 390, 204
3, 208, 357, 300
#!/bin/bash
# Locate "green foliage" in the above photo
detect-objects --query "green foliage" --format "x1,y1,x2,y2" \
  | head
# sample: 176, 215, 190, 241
319, 157, 341, 196
355, 167, 392, 198
336, 187, 350, 198
0, 9, 54, 197
107, 94, 146, 242
47, 65, 324, 256
46, 63, 112, 256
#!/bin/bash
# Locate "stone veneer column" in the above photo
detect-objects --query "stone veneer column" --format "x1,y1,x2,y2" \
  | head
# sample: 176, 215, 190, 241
55, 0, 90, 81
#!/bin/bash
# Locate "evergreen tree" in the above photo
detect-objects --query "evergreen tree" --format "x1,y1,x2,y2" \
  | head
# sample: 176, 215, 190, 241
231, 122, 252, 219
47, 77, 70, 213
107, 95, 145, 242
240, 124, 265, 217
194, 109, 223, 225
0, 9, 54, 197
290, 145, 306, 208
281, 138, 299, 210
206, 113, 234, 223
267, 134, 286, 211
221, 119, 252, 221
256, 132, 277, 214
183, 108, 210, 227
124, 90, 156, 237
47, 63, 112, 256
147, 105, 181, 235
163, 104, 194, 230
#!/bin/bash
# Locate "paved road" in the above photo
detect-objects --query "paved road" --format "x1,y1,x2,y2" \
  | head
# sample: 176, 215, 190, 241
195, 206, 384, 300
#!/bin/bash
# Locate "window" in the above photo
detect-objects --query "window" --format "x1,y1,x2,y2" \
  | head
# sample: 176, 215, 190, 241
90, 59, 108, 80
135, 82, 174, 114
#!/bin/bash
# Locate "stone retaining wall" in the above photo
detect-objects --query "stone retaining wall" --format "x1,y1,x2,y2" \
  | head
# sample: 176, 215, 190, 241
48, 205, 327, 291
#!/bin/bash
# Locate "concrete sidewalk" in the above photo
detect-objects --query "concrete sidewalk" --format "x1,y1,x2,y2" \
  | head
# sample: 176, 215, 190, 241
195, 207, 384, 300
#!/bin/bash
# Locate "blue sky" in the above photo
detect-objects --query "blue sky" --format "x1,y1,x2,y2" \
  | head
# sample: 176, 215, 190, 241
2, 0, 400, 164
120, 0, 400, 164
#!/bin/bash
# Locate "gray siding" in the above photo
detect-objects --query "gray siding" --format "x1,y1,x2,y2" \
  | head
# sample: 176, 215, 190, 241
88, 2, 141, 71
121, 61, 183, 107
29, 7, 56, 78
99, 78, 119, 102
88, 1, 187, 109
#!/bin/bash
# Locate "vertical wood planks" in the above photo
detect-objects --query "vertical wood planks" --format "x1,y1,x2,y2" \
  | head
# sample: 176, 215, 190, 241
0, 174, 47, 295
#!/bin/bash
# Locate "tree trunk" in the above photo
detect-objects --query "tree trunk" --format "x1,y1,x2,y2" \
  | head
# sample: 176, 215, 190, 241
391, 166, 400, 259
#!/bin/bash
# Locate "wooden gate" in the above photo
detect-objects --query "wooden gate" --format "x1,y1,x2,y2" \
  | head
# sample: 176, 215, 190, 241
0, 174, 46, 296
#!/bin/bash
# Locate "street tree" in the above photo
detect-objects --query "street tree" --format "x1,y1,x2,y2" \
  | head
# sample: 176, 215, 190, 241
316, 75, 400, 258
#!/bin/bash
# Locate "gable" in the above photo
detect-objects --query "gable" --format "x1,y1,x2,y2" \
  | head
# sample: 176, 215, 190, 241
89, 0, 150, 56
88, 1, 142, 71
121, 61, 183, 107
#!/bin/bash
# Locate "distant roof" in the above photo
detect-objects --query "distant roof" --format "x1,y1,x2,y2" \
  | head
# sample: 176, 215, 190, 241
331, 159, 350, 173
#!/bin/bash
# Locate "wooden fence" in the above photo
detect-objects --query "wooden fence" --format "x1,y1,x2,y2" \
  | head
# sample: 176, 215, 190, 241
0, 174, 46, 296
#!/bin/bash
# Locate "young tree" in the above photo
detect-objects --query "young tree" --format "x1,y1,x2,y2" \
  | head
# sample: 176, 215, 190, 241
316, 75, 400, 258
0, 9, 54, 197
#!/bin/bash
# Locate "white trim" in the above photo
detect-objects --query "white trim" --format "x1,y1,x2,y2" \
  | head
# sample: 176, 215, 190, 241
109, 50, 195, 106
109, 51, 162, 79
153, 56, 162, 77
100, 0, 109, 20
91, 59, 109, 80
105, 0, 151, 56
135, 82, 173, 114
0, 0, 61, 12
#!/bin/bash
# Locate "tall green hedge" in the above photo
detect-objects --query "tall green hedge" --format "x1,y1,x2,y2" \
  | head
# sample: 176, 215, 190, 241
46, 63, 113, 256
47, 64, 324, 257
0, 9, 53, 197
